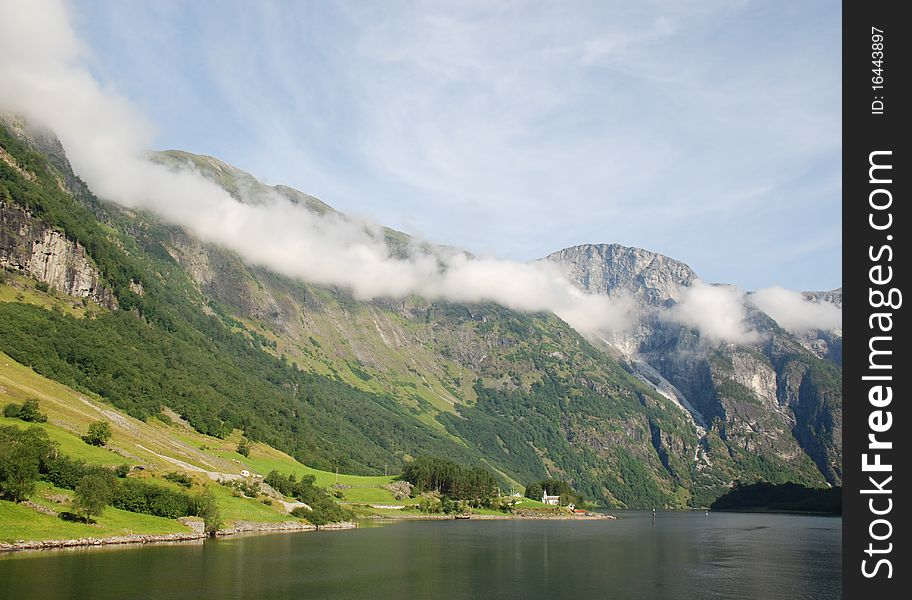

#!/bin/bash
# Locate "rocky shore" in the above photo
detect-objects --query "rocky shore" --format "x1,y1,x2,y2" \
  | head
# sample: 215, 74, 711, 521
360, 512, 616, 521
0, 519, 358, 553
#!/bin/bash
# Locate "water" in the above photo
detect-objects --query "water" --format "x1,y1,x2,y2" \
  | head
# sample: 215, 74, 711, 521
0, 511, 841, 600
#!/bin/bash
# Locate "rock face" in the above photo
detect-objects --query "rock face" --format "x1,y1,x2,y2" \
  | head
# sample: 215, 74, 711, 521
546, 244, 843, 486
0, 202, 116, 307
544, 244, 697, 305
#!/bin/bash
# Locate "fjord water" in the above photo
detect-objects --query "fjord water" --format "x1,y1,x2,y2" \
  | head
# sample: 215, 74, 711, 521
0, 511, 840, 600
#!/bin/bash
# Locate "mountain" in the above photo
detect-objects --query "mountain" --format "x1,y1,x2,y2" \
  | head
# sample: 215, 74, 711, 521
544, 244, 697, 306
545, 244, 843, 485
0, 116, 841, 507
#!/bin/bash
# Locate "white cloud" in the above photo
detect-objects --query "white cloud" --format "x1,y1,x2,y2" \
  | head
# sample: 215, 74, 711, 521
0, 0, 633, 338
665, 281, 760, 345
748, 286, 841, 331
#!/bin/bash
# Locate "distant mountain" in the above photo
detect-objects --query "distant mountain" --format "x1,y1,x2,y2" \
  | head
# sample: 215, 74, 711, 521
545, 244, 842, 485
0, 115, 841, 507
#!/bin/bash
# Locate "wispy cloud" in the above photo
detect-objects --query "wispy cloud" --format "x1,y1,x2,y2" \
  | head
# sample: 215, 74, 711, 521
0, 0, 635, 338
0, 0, 841, 346
665, 281, 761, 345
749, 286, 842, 332
67, 0, 841, 290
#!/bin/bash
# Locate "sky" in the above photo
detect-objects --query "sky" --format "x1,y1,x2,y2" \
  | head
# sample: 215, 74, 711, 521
30, 0, 840, 291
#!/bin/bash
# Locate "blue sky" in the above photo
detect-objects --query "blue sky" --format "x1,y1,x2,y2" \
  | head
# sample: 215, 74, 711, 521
71, 0, 841, 291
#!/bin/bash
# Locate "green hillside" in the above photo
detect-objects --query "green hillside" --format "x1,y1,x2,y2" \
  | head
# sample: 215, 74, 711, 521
0, 351, 423, 542
0, 119, 831, 514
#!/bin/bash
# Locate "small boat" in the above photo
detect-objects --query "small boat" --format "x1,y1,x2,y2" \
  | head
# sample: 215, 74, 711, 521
455, 514, 471, 520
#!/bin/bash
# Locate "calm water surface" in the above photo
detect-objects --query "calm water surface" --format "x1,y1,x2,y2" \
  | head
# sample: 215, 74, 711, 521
0, 511, 841, 600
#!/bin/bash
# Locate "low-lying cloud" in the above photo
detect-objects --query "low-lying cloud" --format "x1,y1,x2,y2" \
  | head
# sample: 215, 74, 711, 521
665, 281, 761, 345
0, 0, 638, 337
748, 286, 842, 331
0, 0, 839, 348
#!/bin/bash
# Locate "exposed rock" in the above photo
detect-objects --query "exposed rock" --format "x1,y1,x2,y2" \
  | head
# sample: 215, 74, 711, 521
23, 500, 58, 517
0, 520, 357, 553
178, 517, 206, 534
544, 243, 697, 305
547, 242, 842, 486
0, 202, 116, 308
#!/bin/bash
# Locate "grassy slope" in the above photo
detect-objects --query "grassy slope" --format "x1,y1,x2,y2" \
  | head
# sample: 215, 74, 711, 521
0, 350, 419, 541
0, 482, 190, 543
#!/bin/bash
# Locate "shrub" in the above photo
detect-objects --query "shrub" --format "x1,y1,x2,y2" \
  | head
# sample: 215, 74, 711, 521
18, 399, 48, 423
265, 470, 352, 524
163, 471, 194, 488
236, 439, 251, 457
192, 489, 221, 534
417, 494, 442, 513
35, 281, 50, 293
114, 464, 131, 478
2, 399, 48, 423
82, 420, 112, 446
43, 454, 89, 489
290, 506, 310, 518
111, 479, 195, 518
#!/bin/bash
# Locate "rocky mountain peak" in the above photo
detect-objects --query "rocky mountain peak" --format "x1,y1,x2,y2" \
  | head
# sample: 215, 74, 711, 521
543, 243, 698, 306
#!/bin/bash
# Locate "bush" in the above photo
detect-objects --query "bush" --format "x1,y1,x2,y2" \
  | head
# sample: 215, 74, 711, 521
111, 479, 195, 518
265, 470, 352, 524
417, 494, 442, 513
163, 471, 194, 488
114, 464, 131, 478
73, 473, 114, 521
82, 420, 112, 446
3, 399, 48, 423
18, 399, 48, 423
192, 489, 221, 534
236, 439, 251, 457
43, 454, 90, 489
290, 506, 311, 518
35, 281, 50, 293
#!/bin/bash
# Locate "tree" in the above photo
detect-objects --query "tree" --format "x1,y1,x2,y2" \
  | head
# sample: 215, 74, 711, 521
73, 473, 114, 521
524, 478, 581, 506
236, 438, 251, 458
18, 399, 48, 423
0, 425, 55, 501
2, 399, 48, 422
193, 489, 221, 534
82, 420, 112, 446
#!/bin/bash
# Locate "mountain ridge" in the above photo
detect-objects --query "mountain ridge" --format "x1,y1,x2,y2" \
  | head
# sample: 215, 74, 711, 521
0, 118, 842, 507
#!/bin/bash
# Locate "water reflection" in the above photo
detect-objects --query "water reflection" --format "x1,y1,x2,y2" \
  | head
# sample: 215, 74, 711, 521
0, 511, 841, 600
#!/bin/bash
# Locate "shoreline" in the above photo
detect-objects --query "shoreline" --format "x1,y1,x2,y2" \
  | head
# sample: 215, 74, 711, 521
0, 519, 358, 554
1, 511, 618, 554
358, 512, 616, 521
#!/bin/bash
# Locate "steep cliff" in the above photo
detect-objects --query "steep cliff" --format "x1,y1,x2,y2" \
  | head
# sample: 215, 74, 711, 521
0, 202, 116, 308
